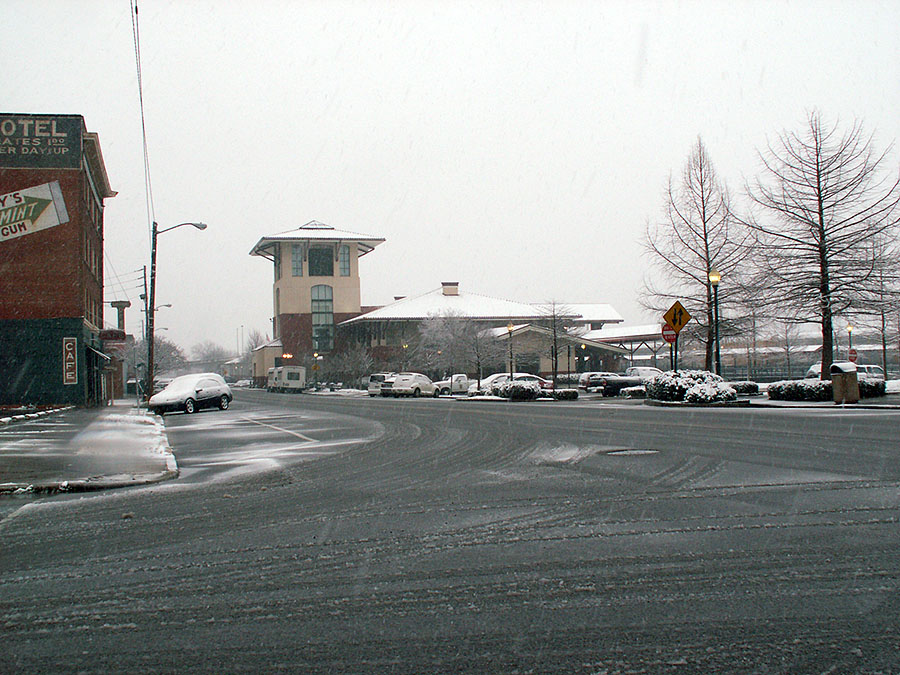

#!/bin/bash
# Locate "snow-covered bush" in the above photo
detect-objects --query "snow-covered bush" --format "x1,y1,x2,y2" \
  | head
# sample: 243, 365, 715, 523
495, 380, 542, 401
729, 381, 759, 395
550, 388, 579, 401
768, 377, 885, 401
859, 379, 886, 398
620, 385, 646, 398
646, 370, 735, 403
684, 381, 738, 404
767, 379, 831, 401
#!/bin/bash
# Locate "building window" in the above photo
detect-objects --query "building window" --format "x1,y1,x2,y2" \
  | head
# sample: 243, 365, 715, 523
311, 284, 334, 352
339, 244, 350, 276
291, 244, 303, 276
274, 243, 282, 281
308, 247, 333, 276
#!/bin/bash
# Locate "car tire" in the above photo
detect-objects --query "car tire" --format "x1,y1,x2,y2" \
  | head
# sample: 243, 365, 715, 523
184, 398, 196, 414
433, 389, 440, 398
413, 388, 421, 397
440, 387, 450, 396
218, 395, 230, 410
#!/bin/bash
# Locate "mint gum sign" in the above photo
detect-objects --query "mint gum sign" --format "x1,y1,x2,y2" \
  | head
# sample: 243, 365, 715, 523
0, 181, 69, 243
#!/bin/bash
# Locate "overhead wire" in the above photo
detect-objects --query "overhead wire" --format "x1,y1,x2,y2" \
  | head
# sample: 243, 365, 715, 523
130, 0, 156, 242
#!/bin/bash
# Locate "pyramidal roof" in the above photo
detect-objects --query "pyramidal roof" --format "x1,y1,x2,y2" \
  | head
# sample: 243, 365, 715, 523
250, 220, 385, 258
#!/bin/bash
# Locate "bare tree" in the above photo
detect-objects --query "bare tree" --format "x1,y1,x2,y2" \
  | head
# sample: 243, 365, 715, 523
191, 340, 231, 363
133, 335, 188, 377
538, 301, 576, 386
245, 328, 265, 354
418, 312, 505, 384
745, 111, 900, 379
643, 137, 750, 371
328, 342, 374, 388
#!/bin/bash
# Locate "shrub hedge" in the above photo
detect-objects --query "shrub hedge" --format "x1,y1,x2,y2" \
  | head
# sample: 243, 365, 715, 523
767, 378, 886, 401
646, 370, 737, 403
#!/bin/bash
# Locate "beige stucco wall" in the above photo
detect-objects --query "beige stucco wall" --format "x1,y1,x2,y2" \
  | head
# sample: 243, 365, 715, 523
272, 243, 362, 315
251, 345, 282, 381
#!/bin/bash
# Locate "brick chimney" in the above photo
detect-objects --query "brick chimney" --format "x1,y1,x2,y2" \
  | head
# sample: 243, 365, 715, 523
441, 282, 459, 296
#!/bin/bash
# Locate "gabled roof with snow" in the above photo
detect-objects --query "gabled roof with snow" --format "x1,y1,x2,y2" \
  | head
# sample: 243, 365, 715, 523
252, 338, 283, 352
340, 286, 550, 325
250, 220, 385, 259
531, 303, 624, 325
581, 323, 666, 343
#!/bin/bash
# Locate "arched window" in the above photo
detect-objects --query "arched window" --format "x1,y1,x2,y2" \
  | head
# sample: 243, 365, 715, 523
311, 285, 334, 351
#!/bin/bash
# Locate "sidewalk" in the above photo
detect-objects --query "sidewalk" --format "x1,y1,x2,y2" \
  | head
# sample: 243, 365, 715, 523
0, 400, 178, 494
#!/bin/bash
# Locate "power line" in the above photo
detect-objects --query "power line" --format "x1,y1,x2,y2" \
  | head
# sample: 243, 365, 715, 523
131, 0, 156, 241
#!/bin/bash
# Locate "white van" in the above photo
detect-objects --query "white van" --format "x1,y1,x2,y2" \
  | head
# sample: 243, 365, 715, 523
367, 372, 396, 397
267, 366, 307, 392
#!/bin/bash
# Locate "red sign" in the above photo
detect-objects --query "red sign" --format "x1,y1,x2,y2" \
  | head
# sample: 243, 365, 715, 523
848, 348, 858, 363
661, 323, 677, 344
63, 337, 78, 385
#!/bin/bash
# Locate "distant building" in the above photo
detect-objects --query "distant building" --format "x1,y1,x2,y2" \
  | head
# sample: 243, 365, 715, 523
248, 221, 630, 382
0, 113, 115, 406
248, 221, 385, 383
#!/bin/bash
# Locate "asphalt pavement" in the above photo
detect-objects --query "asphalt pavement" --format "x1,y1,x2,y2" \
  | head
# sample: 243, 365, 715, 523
0, 399, 177, 494
1, 390, 898, 495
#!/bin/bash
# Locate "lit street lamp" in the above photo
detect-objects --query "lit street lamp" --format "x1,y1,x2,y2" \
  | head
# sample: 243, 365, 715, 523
146, 221, 207, 399
708, 267, 722, 376
847, 325, 854, 354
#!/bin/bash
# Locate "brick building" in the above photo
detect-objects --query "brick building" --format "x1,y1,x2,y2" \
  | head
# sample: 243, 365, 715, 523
0, 113, 116, 406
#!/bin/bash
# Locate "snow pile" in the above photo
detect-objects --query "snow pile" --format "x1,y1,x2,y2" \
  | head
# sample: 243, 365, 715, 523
646, 370, 737, 403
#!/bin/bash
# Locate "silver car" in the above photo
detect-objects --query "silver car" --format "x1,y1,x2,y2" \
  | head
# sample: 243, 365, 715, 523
149, 373, 233, 415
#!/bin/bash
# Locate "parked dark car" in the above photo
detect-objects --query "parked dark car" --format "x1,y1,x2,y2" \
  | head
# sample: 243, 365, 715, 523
149, 373, 233, 415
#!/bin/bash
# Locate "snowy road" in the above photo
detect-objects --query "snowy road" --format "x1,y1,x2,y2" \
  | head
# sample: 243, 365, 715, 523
2, 391, 900, 672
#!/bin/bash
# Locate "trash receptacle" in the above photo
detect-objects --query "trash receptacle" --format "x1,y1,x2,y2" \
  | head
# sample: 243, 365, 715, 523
831, 361, 859, 404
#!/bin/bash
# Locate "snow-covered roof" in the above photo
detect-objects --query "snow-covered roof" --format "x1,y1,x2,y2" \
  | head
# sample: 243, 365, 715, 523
341, 286, 550, 325
533, 303, 624, 325
252, 338, 282, 351
582, 323, 666, 343
485, 323, 629, 355
250, 220, 385, 259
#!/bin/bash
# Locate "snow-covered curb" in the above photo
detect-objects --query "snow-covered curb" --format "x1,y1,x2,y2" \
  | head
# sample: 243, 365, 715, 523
643, 398, 750, 408
0, 405, 75, 427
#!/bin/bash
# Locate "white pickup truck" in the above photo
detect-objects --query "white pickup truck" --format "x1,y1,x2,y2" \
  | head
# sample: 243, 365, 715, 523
433, 374, 470, 396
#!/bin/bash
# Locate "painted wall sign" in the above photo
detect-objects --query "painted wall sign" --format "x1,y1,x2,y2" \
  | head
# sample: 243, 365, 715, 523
63, 337, 78, 385
0, 114, 82, 169
0, 181, 70, 244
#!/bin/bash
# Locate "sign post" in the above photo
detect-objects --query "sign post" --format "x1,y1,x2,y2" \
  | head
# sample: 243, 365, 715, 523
663, 301, 692, 372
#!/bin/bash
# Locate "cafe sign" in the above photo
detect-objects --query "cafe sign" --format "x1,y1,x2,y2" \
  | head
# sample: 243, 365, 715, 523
0, 181, 69, 244
63, 337, 78, 385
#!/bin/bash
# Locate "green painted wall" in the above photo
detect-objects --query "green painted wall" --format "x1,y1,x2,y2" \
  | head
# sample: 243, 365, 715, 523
0, 318, 99, 406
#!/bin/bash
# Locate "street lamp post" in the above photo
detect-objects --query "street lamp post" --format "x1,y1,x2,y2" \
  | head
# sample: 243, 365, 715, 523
847, 325, 854, 355
146, 220, 207, 399
708, 268, 722, 376
507, 322, 514, 379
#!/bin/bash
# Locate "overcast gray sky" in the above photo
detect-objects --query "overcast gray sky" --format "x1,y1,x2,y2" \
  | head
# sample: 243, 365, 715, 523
5, 0, 899, 354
